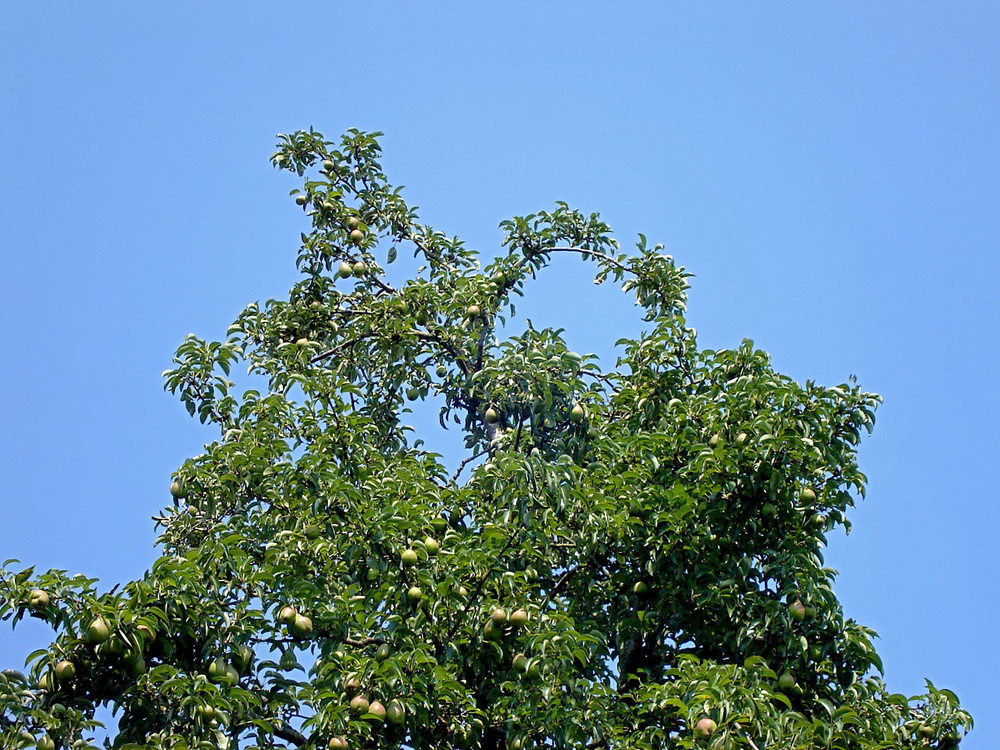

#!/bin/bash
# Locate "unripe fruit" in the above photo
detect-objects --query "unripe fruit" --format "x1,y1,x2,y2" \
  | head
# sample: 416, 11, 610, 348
466, 304, 481, 318
570, 403, 586, 422
346, 216, 360, 231
512, 653, 528, 672
323, 159, 336, 172
38, 735, 56, 750
28, 589, 50, 610
526, 661, 542, 679
491, 607, 508, 624
349, 229, 364, 245
106, 635, 125, 655
799, 487, 817, 504
735, 431, 749, 446
208, 658, 236, 685
918, 724, 935, 738
809, 513, 826, 529
368, 700, 386, 721
693, 717, 717, 739
290, 613, 313, 638
407, 586, 423, 602
761, 503, 777, 519
281, 650, 300, 670
329, 736, 348, 750
484, 407, 500, 424
788, 600, 807, 621
296, 337, 309, 346
401, 549, 418, 567
85, 617, 111, 645
295, 194, 308, 206
352, 260, 367, 277
708, 434, 722, 448
509, 609, 528, 627
54, 660, 76, 682
424, 537, 440, 556
169, 480, 186, 499
344, 675, 361, 694
484, 620, 503, 641
233, 645, 253, 674
350, 694, 370, 714
405, 386, 420, 401
126, 654, 146, 677
435, 365, 448, 378
777, 672, 796, 691
633, 581, 649, 597
430, 515, 449, 532
376, 643, 391, 661
196, 703, 216, 721
386, 699, 405, 725
278, 605, 298, 624
338, 261, 353, 278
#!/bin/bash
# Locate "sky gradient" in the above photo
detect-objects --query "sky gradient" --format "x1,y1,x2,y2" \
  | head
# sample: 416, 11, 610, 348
2, 3, 997, 746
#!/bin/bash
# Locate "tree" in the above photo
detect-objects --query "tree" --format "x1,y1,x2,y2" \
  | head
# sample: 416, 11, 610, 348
0, 128, 971, 750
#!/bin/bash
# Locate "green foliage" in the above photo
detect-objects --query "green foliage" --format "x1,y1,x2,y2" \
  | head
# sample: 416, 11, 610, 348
0, 129, 971, 750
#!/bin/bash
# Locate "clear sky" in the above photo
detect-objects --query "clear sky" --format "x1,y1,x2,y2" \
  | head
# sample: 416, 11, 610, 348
2, 3, 997, 746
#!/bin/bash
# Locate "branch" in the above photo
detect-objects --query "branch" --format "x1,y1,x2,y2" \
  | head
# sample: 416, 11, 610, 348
343, 636, 382, 648
546, 246, 632, 274
275, 724, 307, 747
410, 329, 472, 374
310, 332, 379, 364
369, 275, 398, 296
581, 369, 621, 394
540, 565, 579, 612
512, 416, 525, 452
450, 449, 488, 485
336, 308, 380, 317
401, 226, 460, 274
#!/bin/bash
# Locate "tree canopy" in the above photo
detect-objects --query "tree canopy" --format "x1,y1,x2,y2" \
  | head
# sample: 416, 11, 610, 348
0, 129, 971, 750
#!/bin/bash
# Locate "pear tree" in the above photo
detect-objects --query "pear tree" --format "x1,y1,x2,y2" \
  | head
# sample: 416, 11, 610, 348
0, 129, 971, 749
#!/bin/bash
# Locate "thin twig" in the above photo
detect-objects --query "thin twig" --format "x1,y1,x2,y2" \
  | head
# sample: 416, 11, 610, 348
450, 449, 488, 485
310, 333, 378, 364
410, 329, 472, 374
546, 246, 632, 274
540, 565, 579, 612
581, 370, 621, 393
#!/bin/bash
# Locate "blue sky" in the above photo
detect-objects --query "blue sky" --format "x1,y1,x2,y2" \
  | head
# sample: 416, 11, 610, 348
2, 3, 997, 746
